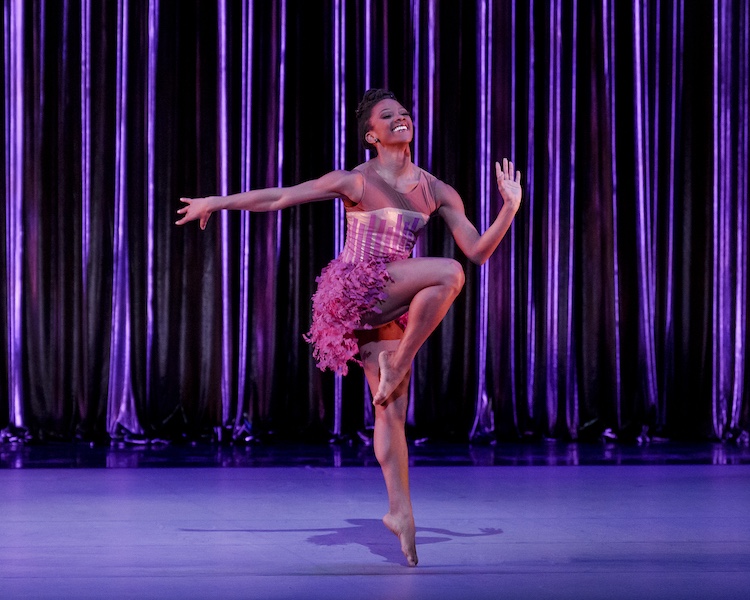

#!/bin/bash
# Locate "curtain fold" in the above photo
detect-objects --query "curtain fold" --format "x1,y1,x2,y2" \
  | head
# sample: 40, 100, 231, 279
712, 0, 748, 440
2, 0, 748, 444
2, 0, 22, 435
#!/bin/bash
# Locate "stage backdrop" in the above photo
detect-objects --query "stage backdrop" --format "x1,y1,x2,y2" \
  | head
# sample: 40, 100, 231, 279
2, 0, 748, 444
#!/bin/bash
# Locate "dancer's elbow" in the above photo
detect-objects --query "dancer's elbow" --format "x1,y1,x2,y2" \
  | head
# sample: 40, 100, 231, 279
467, 250, 489, 266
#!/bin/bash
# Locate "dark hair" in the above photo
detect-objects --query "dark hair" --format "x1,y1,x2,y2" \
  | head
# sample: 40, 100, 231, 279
356, 89, 398, 153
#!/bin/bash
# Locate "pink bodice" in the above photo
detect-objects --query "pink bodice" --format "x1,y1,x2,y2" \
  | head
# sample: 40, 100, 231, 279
340, 207, 429, 262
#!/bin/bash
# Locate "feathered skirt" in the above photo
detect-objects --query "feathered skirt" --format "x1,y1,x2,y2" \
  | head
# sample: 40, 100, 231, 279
304, 255, 407, 375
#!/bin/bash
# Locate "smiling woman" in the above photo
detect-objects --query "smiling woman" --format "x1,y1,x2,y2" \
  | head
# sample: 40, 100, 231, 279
177, 88, 522, 567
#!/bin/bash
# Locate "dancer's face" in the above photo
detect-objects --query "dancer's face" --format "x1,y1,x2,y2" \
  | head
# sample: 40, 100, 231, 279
366, 99, 413, 147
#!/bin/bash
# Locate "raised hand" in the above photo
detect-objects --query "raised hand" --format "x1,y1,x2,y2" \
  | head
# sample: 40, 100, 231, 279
175, 196, 215, 230
495, 158, 522, 213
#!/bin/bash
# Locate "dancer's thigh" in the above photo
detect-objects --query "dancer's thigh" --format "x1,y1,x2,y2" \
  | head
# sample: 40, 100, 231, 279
361, 257, 464, 328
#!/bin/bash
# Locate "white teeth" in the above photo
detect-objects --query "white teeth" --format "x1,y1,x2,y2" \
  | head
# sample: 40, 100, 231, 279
393, 125, 407, 132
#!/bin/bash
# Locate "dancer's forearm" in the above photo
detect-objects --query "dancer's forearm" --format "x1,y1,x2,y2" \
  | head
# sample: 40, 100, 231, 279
465, 204, 519, 265
176, 188, 285, 229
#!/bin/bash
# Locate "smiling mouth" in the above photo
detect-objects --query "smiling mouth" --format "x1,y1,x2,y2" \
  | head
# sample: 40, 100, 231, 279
393, 125, 408, 133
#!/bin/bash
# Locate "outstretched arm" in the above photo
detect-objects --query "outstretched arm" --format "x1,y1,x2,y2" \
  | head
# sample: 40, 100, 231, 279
176, 170, 363, 230
437, 158, 522, 265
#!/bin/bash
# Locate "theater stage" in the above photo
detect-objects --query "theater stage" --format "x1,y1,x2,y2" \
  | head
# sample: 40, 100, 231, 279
1, 442, 749, 599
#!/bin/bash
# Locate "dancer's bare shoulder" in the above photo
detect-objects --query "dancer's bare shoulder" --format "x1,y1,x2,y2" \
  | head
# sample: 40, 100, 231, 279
304, 169, 364, 206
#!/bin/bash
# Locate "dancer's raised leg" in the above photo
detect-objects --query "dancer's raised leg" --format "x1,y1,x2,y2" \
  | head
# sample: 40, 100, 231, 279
358, 326, 417, 567
361, 257, 465, 404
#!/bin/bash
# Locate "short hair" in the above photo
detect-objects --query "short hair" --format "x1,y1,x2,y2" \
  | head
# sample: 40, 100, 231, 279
355, 89, 399, 154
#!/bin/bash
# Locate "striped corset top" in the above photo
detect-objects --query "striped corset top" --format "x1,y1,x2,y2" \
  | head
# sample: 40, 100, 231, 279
339, 207, 429, 263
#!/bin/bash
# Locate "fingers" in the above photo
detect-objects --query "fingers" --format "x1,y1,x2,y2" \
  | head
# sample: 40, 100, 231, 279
496, 158, 522, 184
175, 198, 188, 225
497, 158, 515, 178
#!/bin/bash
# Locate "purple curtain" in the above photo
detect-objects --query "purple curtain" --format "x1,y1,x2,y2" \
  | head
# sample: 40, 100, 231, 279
2, 0, 748, 444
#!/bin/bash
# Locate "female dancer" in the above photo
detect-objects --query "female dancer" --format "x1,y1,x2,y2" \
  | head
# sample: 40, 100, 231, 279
176, 89, 522, 567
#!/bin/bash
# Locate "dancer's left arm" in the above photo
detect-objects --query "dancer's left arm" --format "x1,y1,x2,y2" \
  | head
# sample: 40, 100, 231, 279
437, 158, 522, 265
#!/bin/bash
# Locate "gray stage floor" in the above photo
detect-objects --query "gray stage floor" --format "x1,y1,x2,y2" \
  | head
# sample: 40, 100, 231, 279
2, 463, 749, 599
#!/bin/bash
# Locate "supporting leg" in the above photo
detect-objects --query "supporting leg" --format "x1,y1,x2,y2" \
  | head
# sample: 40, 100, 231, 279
358, 327, 418, 567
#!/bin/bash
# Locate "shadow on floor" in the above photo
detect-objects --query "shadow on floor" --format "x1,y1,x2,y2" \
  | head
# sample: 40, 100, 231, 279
180, 518, 503, 566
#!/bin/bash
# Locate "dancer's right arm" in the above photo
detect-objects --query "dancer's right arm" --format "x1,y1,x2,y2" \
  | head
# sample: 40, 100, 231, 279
176, 170, 363, 230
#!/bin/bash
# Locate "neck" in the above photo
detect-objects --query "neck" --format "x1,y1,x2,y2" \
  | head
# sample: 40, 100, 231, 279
373, 144, 413, 175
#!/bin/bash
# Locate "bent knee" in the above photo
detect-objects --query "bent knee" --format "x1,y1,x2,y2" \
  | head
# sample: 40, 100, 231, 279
442, 259, 465, 294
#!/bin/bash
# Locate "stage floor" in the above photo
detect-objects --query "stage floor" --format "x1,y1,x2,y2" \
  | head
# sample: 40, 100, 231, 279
1, 443, 750, 599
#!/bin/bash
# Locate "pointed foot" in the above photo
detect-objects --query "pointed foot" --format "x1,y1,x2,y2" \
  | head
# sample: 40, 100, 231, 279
383, 512, 418, 567
373, 351, 403, 406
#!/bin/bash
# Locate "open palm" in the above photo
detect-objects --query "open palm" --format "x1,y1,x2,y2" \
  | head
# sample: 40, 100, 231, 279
495, 158, 522, 212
